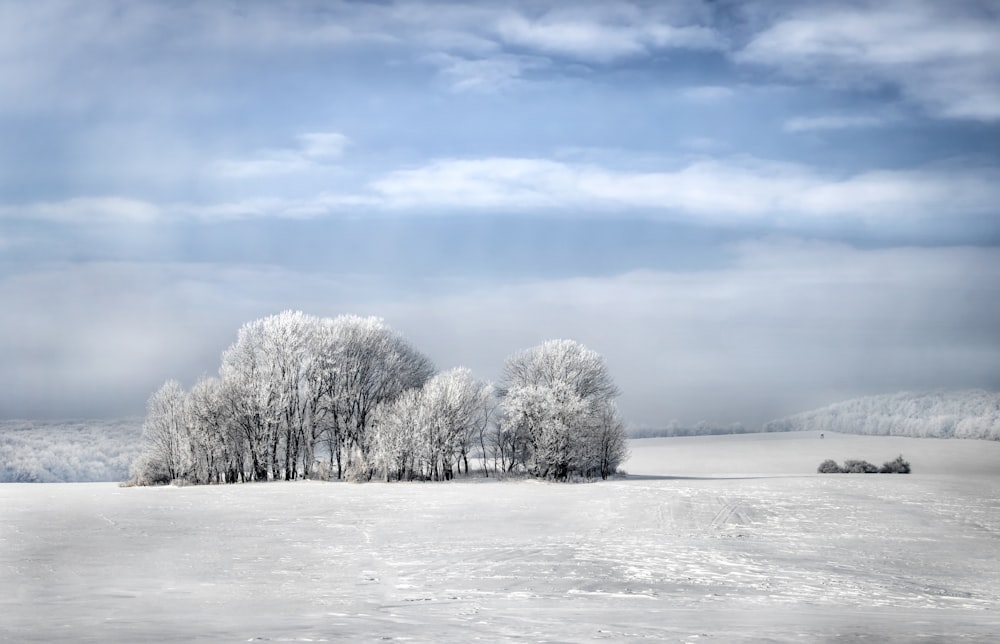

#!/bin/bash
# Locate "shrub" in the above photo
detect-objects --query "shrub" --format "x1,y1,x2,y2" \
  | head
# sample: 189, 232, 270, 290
345, 461, 374, 483
819, 456, 912, 474
817, 459, 843, 474
880, 455, 911, 474
842, 459, 879, 473
128, 452, 171, 486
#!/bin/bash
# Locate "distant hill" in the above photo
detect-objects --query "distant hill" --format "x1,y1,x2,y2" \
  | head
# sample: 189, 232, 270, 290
0, 418, 143, 482
764, 390, 1000, 440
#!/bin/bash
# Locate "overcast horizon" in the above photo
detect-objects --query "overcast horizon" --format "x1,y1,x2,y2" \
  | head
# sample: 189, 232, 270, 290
2, 0, 999, 427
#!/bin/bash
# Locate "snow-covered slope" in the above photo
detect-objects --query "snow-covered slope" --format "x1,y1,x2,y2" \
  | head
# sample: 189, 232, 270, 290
2, 432, 999, 642
625, 430, 1000, 477
764, 390, 1000, 440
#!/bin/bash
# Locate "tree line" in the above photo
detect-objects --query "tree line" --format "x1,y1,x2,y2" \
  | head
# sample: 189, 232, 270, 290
130, 312, 628, 485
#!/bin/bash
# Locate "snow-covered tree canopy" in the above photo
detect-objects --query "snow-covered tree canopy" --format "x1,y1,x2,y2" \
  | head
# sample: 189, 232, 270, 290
499, 339, 627, 480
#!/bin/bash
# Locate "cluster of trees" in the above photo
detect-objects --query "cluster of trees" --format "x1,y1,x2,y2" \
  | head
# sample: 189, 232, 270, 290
765, 390, 1000, 440
131, 312, 628, 485
817, 455, 911, 474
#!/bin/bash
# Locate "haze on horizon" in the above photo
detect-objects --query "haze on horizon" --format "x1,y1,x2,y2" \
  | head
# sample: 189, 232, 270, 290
1, 0, 999, 427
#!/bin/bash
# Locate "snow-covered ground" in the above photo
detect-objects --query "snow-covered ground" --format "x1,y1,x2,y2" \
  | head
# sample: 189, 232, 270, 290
2, 431, 999, 642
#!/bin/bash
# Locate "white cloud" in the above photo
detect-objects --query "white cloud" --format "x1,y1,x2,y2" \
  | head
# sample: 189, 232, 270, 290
212, 131, 349, 179
6, 154, 1000, 225
678, 85, 735, 102
783, 114, 889, 132
496, 13, 643, 61
424, 52, 547, 92
0, 197, 161, 224
297, 132, 349, 160
390, 241, 1000, 425
0, 3, 383, 111
0, 2, 728, 108
8, 242, 996, 423
679, 137, 725, 152
369, 156, 1000, 222
495, 11, 721, 62
413, 3, 724, 88
212, 154, 317, 179
185, 193, 377, 220
739, 2, 1000, 120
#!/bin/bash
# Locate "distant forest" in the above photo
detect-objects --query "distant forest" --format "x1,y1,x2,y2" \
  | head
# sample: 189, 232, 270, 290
764, 390, 1000, 440
0, 419, 141, 482
629, 421, 750, 438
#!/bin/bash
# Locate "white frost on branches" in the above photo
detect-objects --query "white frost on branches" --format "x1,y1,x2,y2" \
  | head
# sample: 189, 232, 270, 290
498, 340, 628, 480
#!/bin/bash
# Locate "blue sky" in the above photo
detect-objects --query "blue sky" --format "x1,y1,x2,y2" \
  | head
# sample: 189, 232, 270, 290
2, 0, 999, 426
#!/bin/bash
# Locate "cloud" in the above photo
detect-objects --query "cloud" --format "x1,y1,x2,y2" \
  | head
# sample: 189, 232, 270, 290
424, 52, 548, 92
678, 85, 735, 102
679, 137, 726, 152
369, 156, 1000, 222
7, 1, 995, 114
783, 114, 890, 132
0, 197, 161, 224
738, 1, 1000, 120
6, 155, 1000, 227
0, 2, 370, 111
386, 241, 1000, 425
296, 132, 349, 160
0, 2, 731, 108
4, 242, 997, 424
418, 3, 724, 89
212, 131, 349, 179
494, 8, 723, 63
0, 194, 377, 224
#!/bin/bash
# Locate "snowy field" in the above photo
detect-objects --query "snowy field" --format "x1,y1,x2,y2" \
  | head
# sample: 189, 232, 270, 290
2, 432, 999, 643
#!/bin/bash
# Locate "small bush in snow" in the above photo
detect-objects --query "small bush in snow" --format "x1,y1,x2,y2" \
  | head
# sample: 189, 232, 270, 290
128, 452, 172, 486
842, 459, 879, 473
817, 459, 843, 474
818, 457, 910, 474
345, 461, 374, 483
879, 455, 911, 474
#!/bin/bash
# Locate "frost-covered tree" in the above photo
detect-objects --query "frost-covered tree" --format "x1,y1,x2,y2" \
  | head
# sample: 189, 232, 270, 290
314, 315, 435, 479
132, 380, 191, 484
418, 368, 492, 480
472, 383, 499, 477
187, 376, 243, 483
370, 388, 423, 481
370, 367, 494, 481
499, 339, 626, 479
217, 311, 361, 481
220, 318, 285, 481
591, 403, 630, 479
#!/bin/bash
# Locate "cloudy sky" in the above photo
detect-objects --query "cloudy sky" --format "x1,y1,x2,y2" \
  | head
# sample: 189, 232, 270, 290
2, 0, 999, 427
